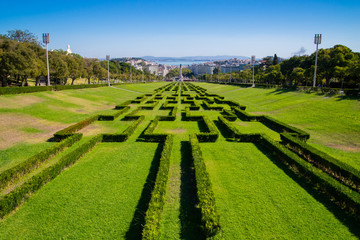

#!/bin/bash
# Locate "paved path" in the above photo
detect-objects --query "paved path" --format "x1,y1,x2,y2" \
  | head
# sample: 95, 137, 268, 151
110, 86, 143, 94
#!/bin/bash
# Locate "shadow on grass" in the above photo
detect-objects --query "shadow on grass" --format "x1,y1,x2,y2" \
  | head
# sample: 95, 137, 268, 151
180, 141, 205, 240
213, 120, 233, 139
336, 95, 360, 101
255, 144, 360, 238
265, 88, 298, 95
197, 120, 208, 133
125, 142, 164, 240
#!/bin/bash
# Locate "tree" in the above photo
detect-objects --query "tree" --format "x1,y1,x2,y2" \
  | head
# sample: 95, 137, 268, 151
6, 30, 40, 45
273, 54, 279, 65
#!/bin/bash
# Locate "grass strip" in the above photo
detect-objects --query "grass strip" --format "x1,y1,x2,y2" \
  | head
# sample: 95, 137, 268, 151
0, 135, 102, 218
0, 134, 82, 190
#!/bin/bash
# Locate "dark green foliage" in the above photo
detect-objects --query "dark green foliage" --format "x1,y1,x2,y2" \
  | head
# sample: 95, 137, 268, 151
54, 115, 99, 141
189, 134, 221, 238
0, 84, 111, 95
98, 106, 130, 121
281, 133, 360, 192
259, 135, 360, 217
261, 115, 310, 141
218, 116, 261, 142
203, 101, 224, 111
196, 116, 219, 142
0, 134, 82, 190
102, 115, 145, 142
220, 109, 237, 121
0, 135, 102, 218
142, 135, 173, 239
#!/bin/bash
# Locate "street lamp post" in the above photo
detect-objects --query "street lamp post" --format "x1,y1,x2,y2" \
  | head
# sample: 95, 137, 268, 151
106, 55, 110, 86
313, 34, 322, 88
230, 64, 232, 84
251, 55, 255, 87
42, 33, 50, 86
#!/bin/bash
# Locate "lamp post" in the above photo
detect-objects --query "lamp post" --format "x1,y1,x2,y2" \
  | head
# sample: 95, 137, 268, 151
42, 33, 50, 86
130, 61, 132, 82
313, 34, 322, 88
106, 55, 110, 86
251, 55, 255, 87
230, 64, 232, 84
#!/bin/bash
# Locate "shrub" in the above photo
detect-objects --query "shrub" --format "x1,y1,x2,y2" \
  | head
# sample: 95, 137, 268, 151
54, 115, 99, 141
98, 106, 130, 121
0, 134, 82, 190
142, 135, 173, 239
102, 115, 145, 142
0, 135, 102, 218
259, 135, 360, 216
281, 133, 360, 192
220, 109, 237, 121
189, 134, 221, 238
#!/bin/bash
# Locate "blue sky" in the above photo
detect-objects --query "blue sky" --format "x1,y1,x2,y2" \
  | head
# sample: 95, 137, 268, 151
1, 0, 359, 58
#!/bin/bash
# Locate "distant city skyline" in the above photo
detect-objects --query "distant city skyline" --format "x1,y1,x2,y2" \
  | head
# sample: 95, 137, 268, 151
1, 0, 359, 59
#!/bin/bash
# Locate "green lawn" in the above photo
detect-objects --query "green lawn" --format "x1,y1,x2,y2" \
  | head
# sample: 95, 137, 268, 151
0, 141, 159, 239
0, 82, 359, 239
201, 140, 358, 239
195, 82, 360, 170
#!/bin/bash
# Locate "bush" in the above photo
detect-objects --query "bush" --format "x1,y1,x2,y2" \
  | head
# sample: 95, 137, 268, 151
259, 135, 360, 216
98, 106, 130, 121
196, 116, 219, 142
54, 115, 99, 141
142, 135, 173, 239
102, 115, 145, 142
218, 116, 261, 142
220, 109, 237, 121
281, 133, 360, 191
0, 135, 102, 218
0, 134, 82, 190
189, 134, 221, 238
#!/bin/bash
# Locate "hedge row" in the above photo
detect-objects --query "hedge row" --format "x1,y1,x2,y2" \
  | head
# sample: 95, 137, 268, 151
54, 115, 99, 141
142, 135, 173, 239
281, 133, 360, 192
220, 109, 237, 121
203, 101, 224, 111
143, 116, 168, 142
189, 134, 221, 238
102, 115, 145, 142
0, 135, 102, 218
218, 116, 261, 142
231, 107, 310, 141
196, 116, 219, 142
0, 84, 110, 95
0, 133, 82, 190
98, 106, 130, 121
140, 101, 159, 110
259, 134, 360, 216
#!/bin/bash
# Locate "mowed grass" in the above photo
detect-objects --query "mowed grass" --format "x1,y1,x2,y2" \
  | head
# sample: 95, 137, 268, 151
0, 82, 168, 172
0, 141, 159, 239
201, 140, 358, 239
195, 83, 360, 170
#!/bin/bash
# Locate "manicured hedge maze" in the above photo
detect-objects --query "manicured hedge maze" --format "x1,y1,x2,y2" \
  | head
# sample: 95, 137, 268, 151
1, 81, 359, 239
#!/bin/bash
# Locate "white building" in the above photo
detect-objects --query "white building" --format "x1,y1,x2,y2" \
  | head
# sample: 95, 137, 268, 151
190, 64, 214, 76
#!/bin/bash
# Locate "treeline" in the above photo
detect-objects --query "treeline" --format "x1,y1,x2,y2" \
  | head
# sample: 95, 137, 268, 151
0, 30, 158, 87
200, 45, 360, 88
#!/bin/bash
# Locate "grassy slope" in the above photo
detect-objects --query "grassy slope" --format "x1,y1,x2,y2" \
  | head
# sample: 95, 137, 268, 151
195, 83, 360, 170
0, 82, 167, 172
201, 140, 357, 239
0, 141, 158, 239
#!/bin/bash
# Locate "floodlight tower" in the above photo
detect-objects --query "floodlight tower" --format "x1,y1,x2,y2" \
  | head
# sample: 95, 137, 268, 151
42, 33, 50, 86
313, 34, 322, 87
251, 55, 255, 87
106, 55, 110, 86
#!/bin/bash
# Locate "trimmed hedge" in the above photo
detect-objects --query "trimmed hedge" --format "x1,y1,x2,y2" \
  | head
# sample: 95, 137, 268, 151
0, 84, 110, 95
218, 116, 261, 142
0, 133, 82, 190
196, 116, 219, 142
142, 135, 173, 239
220, 109, 237, 121
98, 106, 130, 121
0, 135, 102, 218
54, 115, 99, 141
259, 134, 360, 216
203, 101, 224, 111
189, 134, 221, 238
281, 133, 360, 192
231, 107, 310, 141
102, 115, 145, 142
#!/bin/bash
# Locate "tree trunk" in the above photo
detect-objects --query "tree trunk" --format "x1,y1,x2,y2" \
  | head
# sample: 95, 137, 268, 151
71, 78, 75, 85
1, 77, 8, 87
36, 76, 40, 86
88, 77, 91, 84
